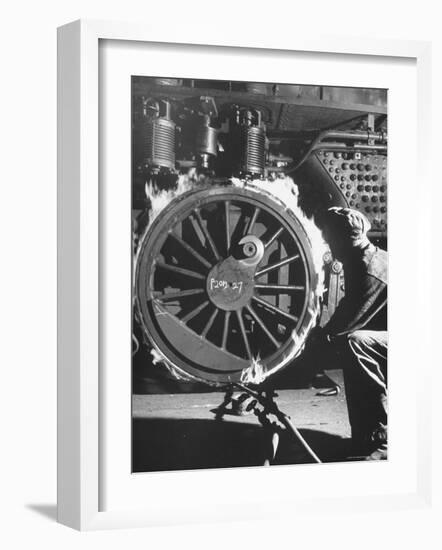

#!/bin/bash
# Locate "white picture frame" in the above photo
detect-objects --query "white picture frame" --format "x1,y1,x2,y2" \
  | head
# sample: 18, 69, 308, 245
57, 19, 433, 531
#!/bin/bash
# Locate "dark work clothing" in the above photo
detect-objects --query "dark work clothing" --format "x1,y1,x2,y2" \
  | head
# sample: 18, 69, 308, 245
324, 244, 388, 443
343, 330, 387, 440
324, 244, 387, 338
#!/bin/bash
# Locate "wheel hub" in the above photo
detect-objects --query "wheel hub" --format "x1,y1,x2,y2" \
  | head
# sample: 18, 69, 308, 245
206, 258, 254, 311
206, 235, 264, 311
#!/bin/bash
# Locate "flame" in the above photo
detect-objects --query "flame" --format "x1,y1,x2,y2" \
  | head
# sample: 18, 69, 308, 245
150, 347, 166, 366
149, 345, 202, 383
240, 356, 266, 384
145, 171, 194, 224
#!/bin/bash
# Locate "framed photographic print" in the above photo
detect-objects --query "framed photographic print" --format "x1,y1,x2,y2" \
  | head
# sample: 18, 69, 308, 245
57, 19, 432, 530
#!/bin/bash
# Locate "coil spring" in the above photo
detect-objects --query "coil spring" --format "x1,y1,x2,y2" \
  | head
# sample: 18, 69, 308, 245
240, 126, 265, 175
145, 117, 176, 171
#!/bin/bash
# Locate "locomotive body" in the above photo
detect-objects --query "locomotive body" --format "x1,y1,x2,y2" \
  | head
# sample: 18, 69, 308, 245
132, 78, 387, 386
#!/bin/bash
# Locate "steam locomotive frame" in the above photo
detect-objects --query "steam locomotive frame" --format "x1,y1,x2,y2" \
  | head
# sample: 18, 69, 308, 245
132, 77, 388, 386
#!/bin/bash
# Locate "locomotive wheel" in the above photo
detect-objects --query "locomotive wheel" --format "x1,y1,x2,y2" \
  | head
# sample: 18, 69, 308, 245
135, 185, 320, 385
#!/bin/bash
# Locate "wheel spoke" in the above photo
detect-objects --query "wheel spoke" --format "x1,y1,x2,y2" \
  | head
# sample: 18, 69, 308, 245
255, 283, 305, 292
236, 309, 252, 360
188, 215, 206, 248
231, 204, 248, 245
252, 295, 299, 323
201, 308, 218, 338
245, 304, 279, 348
194, 209, 221, 261
225, 200, 231, 254
181, 300, 209, 323
255, 254, 300, 278
246, 206, 260, 235
264, 227, 284, 249
156, 261, 206, 280
169, 232, 212, 269
157, 288, 205, 301
221, 311, 231, 350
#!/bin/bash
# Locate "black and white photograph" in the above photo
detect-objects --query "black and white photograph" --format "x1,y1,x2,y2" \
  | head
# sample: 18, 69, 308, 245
3, 0, 439, 542
131, 77, 388, 471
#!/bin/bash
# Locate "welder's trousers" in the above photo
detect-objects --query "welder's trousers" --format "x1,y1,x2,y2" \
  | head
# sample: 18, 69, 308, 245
340, 330, 388, 442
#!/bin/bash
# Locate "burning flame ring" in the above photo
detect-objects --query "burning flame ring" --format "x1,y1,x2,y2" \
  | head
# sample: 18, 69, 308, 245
134, 177, 325, 386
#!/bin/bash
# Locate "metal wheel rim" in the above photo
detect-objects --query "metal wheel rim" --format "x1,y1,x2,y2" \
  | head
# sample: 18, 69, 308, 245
135, 185, 319, 385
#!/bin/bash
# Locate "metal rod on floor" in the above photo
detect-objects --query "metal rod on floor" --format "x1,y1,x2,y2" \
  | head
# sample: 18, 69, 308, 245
233, 382, 322, 464
278, 413, 322, 464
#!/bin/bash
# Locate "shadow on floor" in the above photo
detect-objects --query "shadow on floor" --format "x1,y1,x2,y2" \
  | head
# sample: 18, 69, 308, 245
132, 417, 354, 473
26, 504, 57, 522
276, 428, 354, 465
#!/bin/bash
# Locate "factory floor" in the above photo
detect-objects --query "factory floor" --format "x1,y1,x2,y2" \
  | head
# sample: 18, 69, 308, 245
132, 368, 359, 472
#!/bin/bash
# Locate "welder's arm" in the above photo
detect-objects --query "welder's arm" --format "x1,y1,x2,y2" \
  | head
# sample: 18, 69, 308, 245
323, 274, 386, 338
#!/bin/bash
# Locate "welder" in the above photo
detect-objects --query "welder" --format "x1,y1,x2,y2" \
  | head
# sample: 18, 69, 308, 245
317, 207, 388, 460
